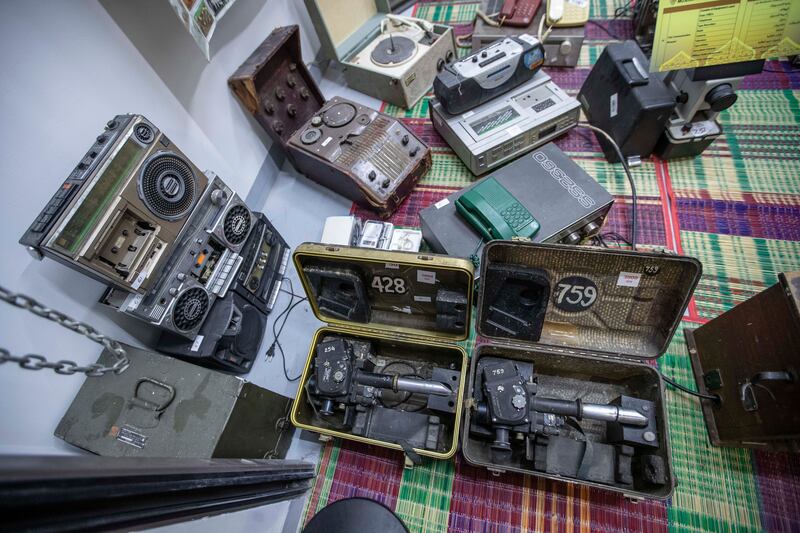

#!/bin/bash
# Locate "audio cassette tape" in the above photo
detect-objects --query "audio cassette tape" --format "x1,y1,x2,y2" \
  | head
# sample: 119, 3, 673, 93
230, 25, 431, 217
304, 2, 457, 108
101, 174, 255, 340
21, 114, 209, 293
430, 71, 580, 175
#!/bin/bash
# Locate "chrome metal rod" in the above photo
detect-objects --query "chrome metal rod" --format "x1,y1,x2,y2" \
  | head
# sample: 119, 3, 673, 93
395, 376, 452, 396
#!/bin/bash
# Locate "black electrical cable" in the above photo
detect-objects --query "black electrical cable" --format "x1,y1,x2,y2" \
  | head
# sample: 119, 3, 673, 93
578, 123, 638, 250
660, 371, 719, 401
265, 278, 308, 382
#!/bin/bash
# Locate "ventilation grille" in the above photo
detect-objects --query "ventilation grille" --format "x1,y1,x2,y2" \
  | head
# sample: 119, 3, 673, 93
138, 152, 196, 220
223, 205, 251, 245
172, 287, 210, 331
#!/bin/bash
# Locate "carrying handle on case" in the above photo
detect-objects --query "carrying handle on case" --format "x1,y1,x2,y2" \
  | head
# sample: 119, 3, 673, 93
617, 57, 649, 87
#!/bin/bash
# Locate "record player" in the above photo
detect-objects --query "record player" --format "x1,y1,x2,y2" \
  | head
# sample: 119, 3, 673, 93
230, 25, 431, 217
303, 1, 457, 108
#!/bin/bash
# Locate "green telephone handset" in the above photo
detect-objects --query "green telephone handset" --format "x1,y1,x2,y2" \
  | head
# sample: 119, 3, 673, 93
455, 177, 540, 241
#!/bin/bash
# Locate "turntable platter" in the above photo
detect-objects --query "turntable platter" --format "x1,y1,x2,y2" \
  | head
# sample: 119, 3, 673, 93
322, 102, 358, 128
370, 35, 417, 66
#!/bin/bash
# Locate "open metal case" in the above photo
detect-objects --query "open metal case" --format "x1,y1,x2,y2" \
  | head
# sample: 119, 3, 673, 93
290, 243, 474, 461
685, 271, 800, 451
463, 241, 701, 499
304, 0, 457, 108
229, 26, 431, 217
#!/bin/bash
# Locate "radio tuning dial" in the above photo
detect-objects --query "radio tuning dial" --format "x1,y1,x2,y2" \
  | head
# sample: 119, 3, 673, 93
311, 116, 322, 127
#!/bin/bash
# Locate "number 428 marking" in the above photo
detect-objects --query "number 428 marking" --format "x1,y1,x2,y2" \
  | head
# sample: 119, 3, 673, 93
371, 275, 407, 294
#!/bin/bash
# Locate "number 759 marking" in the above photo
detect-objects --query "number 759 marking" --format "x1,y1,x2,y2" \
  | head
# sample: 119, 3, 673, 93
555, 283, 596, 308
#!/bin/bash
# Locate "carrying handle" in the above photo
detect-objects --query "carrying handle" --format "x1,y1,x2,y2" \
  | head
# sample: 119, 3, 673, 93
129, 377, 176, 414
617, 57, 649, 87
740, 370, 794, 412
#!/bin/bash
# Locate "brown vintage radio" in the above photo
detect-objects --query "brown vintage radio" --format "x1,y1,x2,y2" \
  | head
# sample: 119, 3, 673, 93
229, 25, 431, 218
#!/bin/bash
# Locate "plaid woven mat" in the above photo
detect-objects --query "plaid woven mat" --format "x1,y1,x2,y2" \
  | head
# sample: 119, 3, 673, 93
301, 2, 800, 531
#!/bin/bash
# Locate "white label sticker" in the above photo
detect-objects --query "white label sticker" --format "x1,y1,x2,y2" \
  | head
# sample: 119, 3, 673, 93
461, 110, 475, 120
190, 335, 204, 352
417, 270, 436, 284
414, 295, 432, 302
617, 272, 642, 287
131, 270, 148, 290
321, 136, 332, 147
434, 198, 450, 209
568, 0, 588, 6
385, 263, 400, 269
507, 125, 522, 137
518, 34, 537, 45
392, 305, 413, 314
123, 293, 143, 311
610, 93, 618, 118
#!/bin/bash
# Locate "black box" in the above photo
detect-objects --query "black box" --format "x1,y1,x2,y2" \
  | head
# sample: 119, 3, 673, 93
578, 41, 675, 162
419, 143, 613, 269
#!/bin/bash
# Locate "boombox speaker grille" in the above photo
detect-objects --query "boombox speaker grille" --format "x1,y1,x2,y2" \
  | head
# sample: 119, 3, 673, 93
172, 287, 210, 331
223, 205, 251, 245
139, 152, 197, 220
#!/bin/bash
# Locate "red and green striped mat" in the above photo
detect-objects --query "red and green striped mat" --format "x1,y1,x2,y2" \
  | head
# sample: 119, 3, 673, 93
302, 2, 800, 531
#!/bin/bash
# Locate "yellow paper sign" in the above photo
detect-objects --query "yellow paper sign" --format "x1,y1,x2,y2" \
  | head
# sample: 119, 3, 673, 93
650, 0, 800, 72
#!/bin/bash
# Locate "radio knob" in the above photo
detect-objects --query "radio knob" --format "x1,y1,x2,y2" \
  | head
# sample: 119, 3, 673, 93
481, 51, 488, 58
311, 116, 322, 127
381, 178, 390, 188
437, 59, 445, 72
169, 288, 179, 297
368, 170, 377, 181
211, 189, 229, 206
287, 104, 297, 118
559, 40, 573, 55
287, 75, 296, 88
274, 87, 286, 101
288, 63, 297, 72
96, 135, 107, 143
273, 120, 284, 134
299, 87, 310, 100
401, 135, 409, 146
472, 56, 478, 63
264, 100, 275, 115
106, 120, 118, 130
176, 273, 186, 281
446, 51, 454, 62
563, 232, 582, 245
409, 146, 419, 157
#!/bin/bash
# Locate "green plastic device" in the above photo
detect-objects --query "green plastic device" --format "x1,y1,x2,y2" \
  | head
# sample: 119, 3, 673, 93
455, 177, 540, 241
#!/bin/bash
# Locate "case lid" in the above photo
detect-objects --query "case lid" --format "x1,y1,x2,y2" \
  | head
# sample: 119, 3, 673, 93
304, 0, 389, 62
476, 241, 702, 360
293, 242, 474, 342
228, 26, 326, 151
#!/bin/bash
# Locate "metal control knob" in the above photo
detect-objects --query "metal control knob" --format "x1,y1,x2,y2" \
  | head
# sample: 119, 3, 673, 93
446, 50, 454, 62
512, 394, 526, 409
287, 75, 296, 88
287, 104, 297, 118
311, 116, 322, 127
381, 178, 390, 188
559, 39, 573, 56
481, 51, 488, 58
368, 170, 377, 181
472, 56, 478, 63
563, 231, 582, 245
211, 189, 229, 206
176, 273, 186, 281
333, 370, 344, 383
96, 135, 107, 143
273, 120, 284, 134
169, 288, 179, 297
401, 134, 409, 146
106, 120, 118, 130
409, 147, 419, 157
299, 87, 310, 100
274, 87, 286, 101
583, 221, 600, 236
264, 100, 275, 115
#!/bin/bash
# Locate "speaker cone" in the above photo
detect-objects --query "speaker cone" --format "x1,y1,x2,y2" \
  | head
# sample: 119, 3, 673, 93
138, 152, 197, 220
223, 205, 251, 245
172, 287, 210, 332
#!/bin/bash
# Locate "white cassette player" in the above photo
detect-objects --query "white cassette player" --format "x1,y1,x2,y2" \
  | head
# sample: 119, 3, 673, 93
430, 71, 580, 175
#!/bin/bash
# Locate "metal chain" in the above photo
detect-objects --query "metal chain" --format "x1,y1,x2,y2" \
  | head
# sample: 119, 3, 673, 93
0, 285, 129, 377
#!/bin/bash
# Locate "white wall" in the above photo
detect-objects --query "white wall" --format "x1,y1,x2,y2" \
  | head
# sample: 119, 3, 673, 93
0, 0, 322, 455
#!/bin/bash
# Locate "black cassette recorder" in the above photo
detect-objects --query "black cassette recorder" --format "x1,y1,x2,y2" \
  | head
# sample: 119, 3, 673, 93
230, 25, 431, 218
434, 34, 545, 115
21, 114, 209, 293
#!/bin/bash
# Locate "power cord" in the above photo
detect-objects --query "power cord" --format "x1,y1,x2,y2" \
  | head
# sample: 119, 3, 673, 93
660, 370, 719, 402
265, 278, 307, 382
578, 123, 638, 250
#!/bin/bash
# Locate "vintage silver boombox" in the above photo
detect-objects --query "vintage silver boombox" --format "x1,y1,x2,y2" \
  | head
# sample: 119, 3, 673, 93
304, 0, 457, 108
101, 174, 255, 340
430, 71, 580, 175
20, 114, 210, 293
